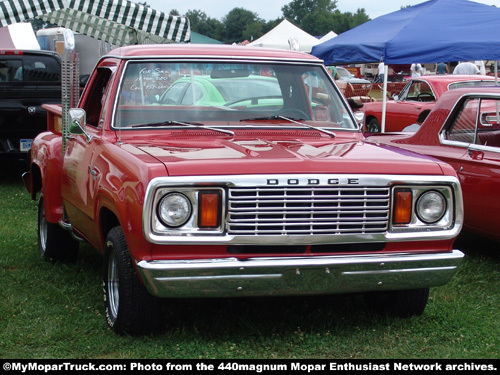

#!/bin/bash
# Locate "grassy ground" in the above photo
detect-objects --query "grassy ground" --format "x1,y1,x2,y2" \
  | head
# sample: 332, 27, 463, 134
1, 162, 499, 359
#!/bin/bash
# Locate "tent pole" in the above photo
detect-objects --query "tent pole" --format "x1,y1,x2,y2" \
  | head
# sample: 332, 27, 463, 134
495, 61, 499, 125
381, 64, 388, 133
495, 61, 498, 86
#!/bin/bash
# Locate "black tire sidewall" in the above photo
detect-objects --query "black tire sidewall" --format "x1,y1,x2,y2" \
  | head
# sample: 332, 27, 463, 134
103, 226, 161, 335
37, 195, 78, 261
367, 118, 381, 133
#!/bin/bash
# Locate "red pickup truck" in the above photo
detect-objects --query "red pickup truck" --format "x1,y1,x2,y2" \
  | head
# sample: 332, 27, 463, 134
23, 44, 464, 335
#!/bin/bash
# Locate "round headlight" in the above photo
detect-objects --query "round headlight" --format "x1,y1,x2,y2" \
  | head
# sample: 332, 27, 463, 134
158, 193, 192, 227
416, 191, 446, 224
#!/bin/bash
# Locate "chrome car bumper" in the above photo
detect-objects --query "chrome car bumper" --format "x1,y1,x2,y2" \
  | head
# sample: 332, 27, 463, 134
136, 250, 464, 298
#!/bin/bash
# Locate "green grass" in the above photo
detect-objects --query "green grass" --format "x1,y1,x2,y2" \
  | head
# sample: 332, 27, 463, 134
1, 163, 499, 359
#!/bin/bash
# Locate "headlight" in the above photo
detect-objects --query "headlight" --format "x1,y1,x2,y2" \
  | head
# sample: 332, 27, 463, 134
158, 193, 192, 227
416, 191, 446, 224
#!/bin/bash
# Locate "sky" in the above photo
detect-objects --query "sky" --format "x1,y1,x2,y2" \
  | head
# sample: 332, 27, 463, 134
146, 0, 500, 21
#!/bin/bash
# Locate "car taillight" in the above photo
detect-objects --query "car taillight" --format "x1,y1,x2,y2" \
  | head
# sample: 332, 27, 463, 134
0, 50, 24, 55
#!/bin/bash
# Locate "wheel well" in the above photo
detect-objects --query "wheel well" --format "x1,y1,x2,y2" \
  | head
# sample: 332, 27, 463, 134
30, 163, 42, 199
365, 115, 378, 125
100, 207, 120, 247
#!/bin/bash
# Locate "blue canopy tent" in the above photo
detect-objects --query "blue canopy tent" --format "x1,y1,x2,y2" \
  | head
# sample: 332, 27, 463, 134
312, 0, 500, 64
311, 0, 500, 131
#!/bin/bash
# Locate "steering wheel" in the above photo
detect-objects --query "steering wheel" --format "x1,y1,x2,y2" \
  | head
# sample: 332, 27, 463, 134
161, 97, 176, 105
416, 93, 435, 102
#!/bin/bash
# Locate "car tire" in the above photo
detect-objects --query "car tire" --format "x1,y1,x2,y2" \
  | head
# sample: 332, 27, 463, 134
37, 195, 79, 262
366, 118, 381, 133
364, 288, 430, 317
103, 226, 162, 335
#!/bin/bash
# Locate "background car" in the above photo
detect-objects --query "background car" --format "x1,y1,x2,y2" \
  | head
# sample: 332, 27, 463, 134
157, 74, 283, 108
335, 66, 371, 84
362, 75, 496, 132
153, 73, 337, 122
367, 86, 500, 241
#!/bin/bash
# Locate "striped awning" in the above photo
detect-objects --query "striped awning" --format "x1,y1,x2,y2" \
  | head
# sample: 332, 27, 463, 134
0, 0, 190, 45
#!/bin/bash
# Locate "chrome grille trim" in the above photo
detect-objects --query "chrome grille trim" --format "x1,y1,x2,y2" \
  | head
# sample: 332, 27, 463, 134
228, 186, 390, 235
143, 174, 463, 245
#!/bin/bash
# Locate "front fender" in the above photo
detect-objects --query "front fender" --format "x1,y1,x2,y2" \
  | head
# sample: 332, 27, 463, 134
90, 145, 156, 258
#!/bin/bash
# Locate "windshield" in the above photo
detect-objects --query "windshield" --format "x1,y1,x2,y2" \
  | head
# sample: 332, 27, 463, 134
336, 67, 352, 79
114, 61, 356, 130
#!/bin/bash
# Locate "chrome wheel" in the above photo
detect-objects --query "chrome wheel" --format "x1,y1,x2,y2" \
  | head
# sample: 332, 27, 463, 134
37, 195, 78, 261
38, 199, 48, 256
104, 226, 161, 334
107, 250, 120, 322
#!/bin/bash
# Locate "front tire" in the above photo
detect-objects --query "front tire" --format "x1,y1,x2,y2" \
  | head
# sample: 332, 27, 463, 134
37, 195, 79, 262
366, 118, 381, 133
364, 288, 430, 317
103, 226, 162, 335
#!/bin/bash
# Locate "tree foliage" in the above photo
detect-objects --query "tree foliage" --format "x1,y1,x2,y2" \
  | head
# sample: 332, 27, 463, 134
222, 8, 263, 44
172, 1, 370, 44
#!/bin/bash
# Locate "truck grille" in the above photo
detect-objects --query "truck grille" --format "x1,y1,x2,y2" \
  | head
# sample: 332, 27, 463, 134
228, 186, 390, 235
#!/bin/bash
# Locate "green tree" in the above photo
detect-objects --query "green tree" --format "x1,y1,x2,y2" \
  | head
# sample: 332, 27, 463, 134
168, 2, 370, 44
243, 22, 264, 42
222, 8, 263, 44
350, 8, 370, 29
282, 0, 337, 35
281, 0, 370, 35
185, 9, 223, 41
282, 0, 337, 25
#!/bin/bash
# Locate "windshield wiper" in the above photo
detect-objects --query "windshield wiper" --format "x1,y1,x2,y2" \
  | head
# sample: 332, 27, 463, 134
131, 120, 202, 128
239, 115, 281, 122
131, 120, 234, 136
240, 115, 336, 138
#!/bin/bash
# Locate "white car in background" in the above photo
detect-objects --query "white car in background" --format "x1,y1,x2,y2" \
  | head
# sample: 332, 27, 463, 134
336, 66, 371, 84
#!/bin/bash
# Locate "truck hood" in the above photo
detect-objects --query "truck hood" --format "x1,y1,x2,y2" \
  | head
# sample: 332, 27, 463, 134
130, 137, 447, 176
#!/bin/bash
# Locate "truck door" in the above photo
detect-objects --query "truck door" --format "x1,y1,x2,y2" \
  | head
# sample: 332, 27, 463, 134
61, 67, 114, 243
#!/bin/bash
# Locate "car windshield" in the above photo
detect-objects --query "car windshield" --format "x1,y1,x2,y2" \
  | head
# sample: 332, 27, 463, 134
114, 61, 356, 130
336, 68, 352, 79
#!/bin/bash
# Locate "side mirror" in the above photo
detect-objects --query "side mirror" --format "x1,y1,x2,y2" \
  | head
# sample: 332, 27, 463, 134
69, 108, 92, 142
354, 111, 365, 125
393, 94, 399, 101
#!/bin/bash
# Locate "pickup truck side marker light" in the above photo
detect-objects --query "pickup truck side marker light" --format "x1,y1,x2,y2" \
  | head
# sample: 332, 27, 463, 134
199, 191, 221, 228
393, 189, 412, 225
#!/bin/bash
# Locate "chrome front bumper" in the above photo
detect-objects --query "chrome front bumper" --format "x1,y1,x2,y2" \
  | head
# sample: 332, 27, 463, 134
136, 250, 464, 298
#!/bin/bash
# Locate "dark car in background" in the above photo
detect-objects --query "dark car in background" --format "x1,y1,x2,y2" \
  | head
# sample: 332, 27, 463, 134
0, 49, 61, 159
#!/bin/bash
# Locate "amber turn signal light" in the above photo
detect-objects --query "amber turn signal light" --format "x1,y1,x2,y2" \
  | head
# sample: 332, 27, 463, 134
199, 191, 221, 228
393, 189, 412, 225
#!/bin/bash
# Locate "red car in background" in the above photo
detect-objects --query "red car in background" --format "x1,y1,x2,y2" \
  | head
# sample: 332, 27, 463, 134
367, 86, 500, 241
362, 75, 496, 132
